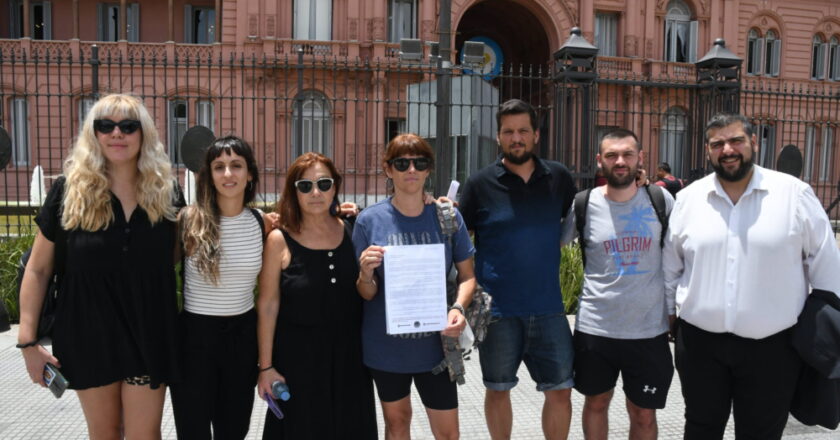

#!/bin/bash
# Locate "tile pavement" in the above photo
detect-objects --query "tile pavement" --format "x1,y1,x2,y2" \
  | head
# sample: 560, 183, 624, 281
0, 323, 837, 439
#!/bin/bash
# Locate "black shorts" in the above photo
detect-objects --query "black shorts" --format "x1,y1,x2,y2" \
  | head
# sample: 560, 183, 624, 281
573, 331, 674, 409
369, 368, 458, 411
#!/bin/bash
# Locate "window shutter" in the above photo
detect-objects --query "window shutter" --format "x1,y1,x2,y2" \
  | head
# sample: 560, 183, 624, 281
771, 39, 781, 77
817, 43, 827, 79
184, 5, 194, 43
751, 38, 764, 74
96, 3, 105, 41
688, 21, 698, 63
833, 45, 840, 81
42, 1, 52, 40
128, 3, 140, 42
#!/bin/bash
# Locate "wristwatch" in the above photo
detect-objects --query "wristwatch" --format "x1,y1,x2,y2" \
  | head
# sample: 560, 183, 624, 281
449, 303, 466, 315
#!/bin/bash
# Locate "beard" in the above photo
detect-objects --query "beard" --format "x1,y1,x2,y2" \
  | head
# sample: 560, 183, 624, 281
502, 143, 535, 165
603, 164, 638, 188
711, 153, 754, 182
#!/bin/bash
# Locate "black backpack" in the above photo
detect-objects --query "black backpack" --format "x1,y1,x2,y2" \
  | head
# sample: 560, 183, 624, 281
574, 184, 668, 268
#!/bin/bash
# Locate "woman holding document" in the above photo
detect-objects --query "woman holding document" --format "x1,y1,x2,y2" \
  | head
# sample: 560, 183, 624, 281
257, 152, 377, 439
353, 133, 476, 439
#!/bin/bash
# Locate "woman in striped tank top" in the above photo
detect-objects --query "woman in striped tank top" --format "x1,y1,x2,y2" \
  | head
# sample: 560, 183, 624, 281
171, 136, 268, 439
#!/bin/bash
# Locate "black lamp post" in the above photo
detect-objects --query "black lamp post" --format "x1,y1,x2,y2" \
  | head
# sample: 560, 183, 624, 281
553, 27, 599, 185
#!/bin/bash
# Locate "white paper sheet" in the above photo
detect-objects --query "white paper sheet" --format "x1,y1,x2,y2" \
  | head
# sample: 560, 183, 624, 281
383, 244, 448, 335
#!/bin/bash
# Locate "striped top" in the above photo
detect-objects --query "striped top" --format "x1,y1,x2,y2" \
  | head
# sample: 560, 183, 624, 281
183, 208, 263, 316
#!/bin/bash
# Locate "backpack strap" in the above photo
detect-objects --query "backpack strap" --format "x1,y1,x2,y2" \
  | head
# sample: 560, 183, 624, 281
643, 184, 669, 248
249, 207, 267, 244
574, 188, 593, 269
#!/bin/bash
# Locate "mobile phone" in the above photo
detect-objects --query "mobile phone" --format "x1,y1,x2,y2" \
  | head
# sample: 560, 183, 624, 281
44, 363, 69, 398
264, 393, 285, 419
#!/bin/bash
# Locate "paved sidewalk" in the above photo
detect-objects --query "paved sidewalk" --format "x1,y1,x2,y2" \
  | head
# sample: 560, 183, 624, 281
1, 324, 837, 439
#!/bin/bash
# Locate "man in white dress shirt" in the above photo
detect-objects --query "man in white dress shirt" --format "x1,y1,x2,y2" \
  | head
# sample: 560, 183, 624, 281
663, 112, 840, 440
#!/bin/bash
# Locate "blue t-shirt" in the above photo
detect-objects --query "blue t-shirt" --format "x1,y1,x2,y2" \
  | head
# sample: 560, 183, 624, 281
459, 157, 577, 316
352, 198, 475, 373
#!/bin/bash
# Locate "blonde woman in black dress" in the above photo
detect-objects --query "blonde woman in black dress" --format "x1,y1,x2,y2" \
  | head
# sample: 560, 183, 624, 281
18, 94, 181, 439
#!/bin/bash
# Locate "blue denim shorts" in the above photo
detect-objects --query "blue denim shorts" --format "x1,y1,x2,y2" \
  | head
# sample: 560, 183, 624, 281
478, 313, 575, 392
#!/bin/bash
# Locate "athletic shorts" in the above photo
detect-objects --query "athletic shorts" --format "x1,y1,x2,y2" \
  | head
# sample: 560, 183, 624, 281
368, 368, 458, 411
573, 331, 674, 409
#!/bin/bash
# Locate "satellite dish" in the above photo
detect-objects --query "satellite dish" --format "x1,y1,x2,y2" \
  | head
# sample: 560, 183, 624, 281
776, 144, 803, 178
179, 125, 215, 173
0, 126, 12, 170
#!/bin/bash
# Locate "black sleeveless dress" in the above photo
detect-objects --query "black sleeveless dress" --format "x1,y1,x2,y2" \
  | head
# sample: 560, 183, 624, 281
262, 221, 377, 439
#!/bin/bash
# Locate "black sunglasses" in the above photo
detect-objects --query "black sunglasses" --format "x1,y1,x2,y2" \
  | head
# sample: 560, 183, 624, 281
93, 119, 142, 135
294, 177, 335, 194
388, 157, 431, 172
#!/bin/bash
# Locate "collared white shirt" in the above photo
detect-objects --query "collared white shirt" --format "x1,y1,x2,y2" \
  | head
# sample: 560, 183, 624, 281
663, 166, 840, 339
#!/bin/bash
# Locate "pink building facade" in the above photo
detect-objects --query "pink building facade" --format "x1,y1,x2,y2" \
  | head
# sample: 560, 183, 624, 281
1, 0, 840, 217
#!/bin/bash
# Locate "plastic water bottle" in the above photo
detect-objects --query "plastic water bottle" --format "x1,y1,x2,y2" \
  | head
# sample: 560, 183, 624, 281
271, 381, 291, 401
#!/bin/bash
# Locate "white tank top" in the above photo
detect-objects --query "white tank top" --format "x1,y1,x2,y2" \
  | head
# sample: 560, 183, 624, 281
183, 208, 263, 316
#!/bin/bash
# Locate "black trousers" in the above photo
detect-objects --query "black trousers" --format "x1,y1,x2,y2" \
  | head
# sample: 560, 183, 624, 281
675, 319, 801, 440
170, 309, 258, 440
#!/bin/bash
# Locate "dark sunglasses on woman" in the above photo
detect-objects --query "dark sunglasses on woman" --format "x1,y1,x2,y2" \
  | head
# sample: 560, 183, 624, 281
388, 157, 431, 172
294, 177, 334, 194
93, 119, 142, 135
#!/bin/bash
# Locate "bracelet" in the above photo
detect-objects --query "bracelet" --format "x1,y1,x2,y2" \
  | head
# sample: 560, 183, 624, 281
15, 340, 39, 349
259, 365, 274, 373
449, 303, 466, 315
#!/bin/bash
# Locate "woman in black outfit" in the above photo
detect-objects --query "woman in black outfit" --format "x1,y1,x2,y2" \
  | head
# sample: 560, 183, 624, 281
18, 94, 182, 439
256, 152, 377, 439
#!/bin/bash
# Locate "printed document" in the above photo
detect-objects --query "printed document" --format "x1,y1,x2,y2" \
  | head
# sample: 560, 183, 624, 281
383, 244, 448, 335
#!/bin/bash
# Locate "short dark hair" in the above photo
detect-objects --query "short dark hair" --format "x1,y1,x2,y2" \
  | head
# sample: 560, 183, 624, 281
658, 162, 671, 173
599, 128, 640, 152
704, 113, 754, 142
496, 99, 538, 132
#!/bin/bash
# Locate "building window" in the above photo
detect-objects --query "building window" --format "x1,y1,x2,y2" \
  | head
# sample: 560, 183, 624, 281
594, 12, 618, 57
10, 97, 29, 166
385, 118, 406, 144
747, 29, 781, 77
184, 6, 216, 44
195, 100, 215, 131
820, 126, 834, 182
812, 35, 827, 80
660, 107, 686, 176
663, 0, 697, 63
78, 97, 95, 129
97, 3, 140, 42
10, 1, 52, 39
755, 123, 775, 168
292, 91, 331, 157
829, 37, 840, 81
294, 0, 331, 41
168, 99, 188, 164
388, 0, 417, 43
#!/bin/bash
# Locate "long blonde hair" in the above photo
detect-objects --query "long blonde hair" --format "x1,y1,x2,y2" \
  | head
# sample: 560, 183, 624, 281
62, 94, 176, 231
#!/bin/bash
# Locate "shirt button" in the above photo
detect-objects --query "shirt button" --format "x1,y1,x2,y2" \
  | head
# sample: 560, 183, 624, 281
330, 278, 336, 283
329, 264, 335, 270
122, 245, 129, 252
328, 251, 333, 257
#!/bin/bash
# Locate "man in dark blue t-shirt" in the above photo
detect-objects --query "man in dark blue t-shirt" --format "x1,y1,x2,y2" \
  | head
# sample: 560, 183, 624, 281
459, 99, 577, 439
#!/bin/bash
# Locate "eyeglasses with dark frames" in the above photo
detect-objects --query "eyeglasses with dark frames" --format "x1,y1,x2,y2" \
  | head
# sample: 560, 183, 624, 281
93, 119, 142, 135
294, 177, 335, 194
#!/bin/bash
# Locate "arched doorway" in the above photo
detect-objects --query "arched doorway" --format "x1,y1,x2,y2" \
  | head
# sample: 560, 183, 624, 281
455, 0, 551, 77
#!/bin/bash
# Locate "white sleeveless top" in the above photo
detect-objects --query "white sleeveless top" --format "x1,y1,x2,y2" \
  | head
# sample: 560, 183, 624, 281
183, 208, 263, 316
